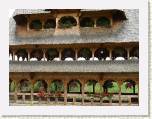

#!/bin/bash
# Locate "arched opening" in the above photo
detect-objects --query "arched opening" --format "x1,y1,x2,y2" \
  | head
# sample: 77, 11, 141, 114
112, 10, 127, 21
58, 16, 77, 28
61, 48, 75, 61
9, 79, 15, 92
50, 80, 64, 93
95, 48, 109, 60
9, 79, 16, 102
78, 48, 92, 60
85, 80, 102, 94
121, 80, 138, 94
14, 15, 27, 26
18, 79, 31, 93
30, 20, 42, 30
68, 80, 81, 93
130, 47, 139, 59
80, 17, 94, 27
33, 80, 47, 93
49, 80, 64, 102
30, 49, 43, 61
15, 49, 28, 61
44, 19, 56, 29
103, 80, 119, 94
96, 17, 110, 27
112, 47, 127, 60
46, 48, 59, 61
121, 80, 138, 104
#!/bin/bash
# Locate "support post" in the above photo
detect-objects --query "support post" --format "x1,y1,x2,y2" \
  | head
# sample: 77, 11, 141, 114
64, 80, 67, 105
27, 21, 30, 31
100, 81, 103, 105
76, 17, 79, 28
12, 51, 15, 61
47, 80, 50, 104
42, 21, 44, 30
92, 48, 95, 60
56, 17, 59, 29
81, 80, 85, 105
94, 18, 97, 28
42, 49, 46, 61
14, 80, 18, 103
59, 49, 62, 61
30, 81, 34, 105
75, 49, 78, 61
118, 81, 122, 106
109, 49, 112, 60
136, 80, 139, 106
22, 93, 25, 103
27, 49, 31, 61
127, 48, 130, 60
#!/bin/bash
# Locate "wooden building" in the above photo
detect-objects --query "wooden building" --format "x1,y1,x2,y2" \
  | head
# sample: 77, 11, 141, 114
9, 9, 139, 106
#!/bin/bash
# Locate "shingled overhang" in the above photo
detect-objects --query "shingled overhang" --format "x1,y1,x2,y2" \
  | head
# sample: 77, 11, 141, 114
9, 60, 139, 73
9, 9, 139, 45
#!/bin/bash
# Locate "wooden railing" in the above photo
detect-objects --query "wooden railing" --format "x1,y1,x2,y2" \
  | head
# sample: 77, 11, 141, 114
9, 93, 139, 106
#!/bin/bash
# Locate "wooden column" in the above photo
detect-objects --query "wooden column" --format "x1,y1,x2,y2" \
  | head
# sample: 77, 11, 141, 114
110, 18, 113, 27
12, 50, 15, 61
59, 49, 62, 61
47, 80, 51, 104
118, 80, 122, 106
14, 80, 18, 103
42, 21, 44, 30
27, 21, 30, 31
76, 17, 79, 28
92, 48, 95, 60
22, 93, 25, 103
100, 81, 104, 105
42, 49, 46, 61
94, 18, 97, 28
109, 49, 112, 60
27, 49, 31, 61
81, 80, 85, 105
56, 17, 59, 29
30, 81, 34, 105
75, 49, 78, 61
127, 48, 130, 60
136, 79, 139, 105
64, 80, 67, 105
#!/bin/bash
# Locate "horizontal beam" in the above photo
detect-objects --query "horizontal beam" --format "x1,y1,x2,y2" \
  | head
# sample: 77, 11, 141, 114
9, 60, 139, 73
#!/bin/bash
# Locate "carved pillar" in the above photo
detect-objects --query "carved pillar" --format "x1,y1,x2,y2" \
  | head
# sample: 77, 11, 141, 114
59, 49, 62, 61
92, 48, 95, 60
135, 79, 139, 105
75, 17, 79, 28
127, 48, 130, 60
81, 80, 85, 105
94, 18, 97, 28
42, 49, 46, 61
30, 80, 34, 105
27, 49, 31, 61
42, 20, 44, 30
109, 49, 112, 60
22, 93, 25, 103
110, 18, 113, 26
100, 81, 104, 105
118, 80, 123, 106
75, 49, 78, 61
27, 21, 30, 31
56, 17, 59, 29
47, 80, 51, 103
12, 50, 16, 61
64, 80, 67, 105
14, 80, 18, 103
